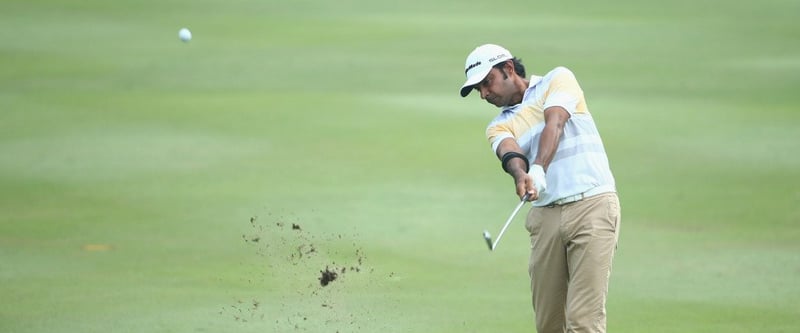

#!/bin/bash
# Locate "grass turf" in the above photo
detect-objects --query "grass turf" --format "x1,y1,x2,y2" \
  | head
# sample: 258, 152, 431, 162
2, 0, 799, 332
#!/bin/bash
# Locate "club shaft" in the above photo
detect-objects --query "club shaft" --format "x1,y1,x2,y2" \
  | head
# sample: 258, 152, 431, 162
492, 194, 529, 250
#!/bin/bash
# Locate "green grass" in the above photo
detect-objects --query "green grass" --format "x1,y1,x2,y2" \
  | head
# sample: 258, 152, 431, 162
2, 0, 799, 332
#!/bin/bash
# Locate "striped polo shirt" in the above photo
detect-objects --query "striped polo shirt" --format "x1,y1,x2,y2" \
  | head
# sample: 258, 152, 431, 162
486, 66, 616, 206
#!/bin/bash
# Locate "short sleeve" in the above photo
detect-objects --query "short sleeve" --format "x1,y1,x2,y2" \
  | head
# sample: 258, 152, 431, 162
542, 67, 584, 115
486, 120, 514, 154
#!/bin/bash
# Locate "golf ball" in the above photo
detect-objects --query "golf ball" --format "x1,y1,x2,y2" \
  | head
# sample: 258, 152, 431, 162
178, 28, 192, 42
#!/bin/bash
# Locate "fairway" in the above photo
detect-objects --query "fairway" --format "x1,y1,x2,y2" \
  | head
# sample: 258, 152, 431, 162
2, 0, 799, 332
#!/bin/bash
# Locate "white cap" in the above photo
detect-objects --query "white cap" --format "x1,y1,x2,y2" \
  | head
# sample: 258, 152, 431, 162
460, 44, 513, 97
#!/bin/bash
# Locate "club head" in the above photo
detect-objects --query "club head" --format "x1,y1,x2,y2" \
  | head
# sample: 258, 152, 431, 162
482, 230, 494, 251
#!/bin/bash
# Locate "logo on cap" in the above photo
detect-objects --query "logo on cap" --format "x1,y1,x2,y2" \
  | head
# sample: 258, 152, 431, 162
488, 53, 509, 62
465, 60, 482, 74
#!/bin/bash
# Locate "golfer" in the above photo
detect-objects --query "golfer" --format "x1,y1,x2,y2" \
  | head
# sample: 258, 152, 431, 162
460, 44, 621, 333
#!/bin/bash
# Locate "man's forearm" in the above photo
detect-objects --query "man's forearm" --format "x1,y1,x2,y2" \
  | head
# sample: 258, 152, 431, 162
533, 124, 560, 170
496, 138, 528, 176
534, 107, 570, 170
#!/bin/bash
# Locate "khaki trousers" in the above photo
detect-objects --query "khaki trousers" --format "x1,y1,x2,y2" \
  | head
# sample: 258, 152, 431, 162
525, 192, 621, 333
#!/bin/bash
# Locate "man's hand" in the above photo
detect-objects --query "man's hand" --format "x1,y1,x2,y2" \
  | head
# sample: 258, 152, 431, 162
511, 164, 546, 201
510, 168, 533, 201
528, 164, 547, 200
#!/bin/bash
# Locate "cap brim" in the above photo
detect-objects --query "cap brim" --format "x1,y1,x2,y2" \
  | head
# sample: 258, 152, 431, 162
460, 86, 474, 98
459, 67, 491, 97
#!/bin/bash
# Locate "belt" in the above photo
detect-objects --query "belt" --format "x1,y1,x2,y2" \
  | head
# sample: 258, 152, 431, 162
546, 186, 613, 207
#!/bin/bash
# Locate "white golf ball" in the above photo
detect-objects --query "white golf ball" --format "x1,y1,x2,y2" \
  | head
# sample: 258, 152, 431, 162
178, 28, 192, 42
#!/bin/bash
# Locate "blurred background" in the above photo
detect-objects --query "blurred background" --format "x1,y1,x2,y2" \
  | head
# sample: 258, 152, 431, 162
1, 0, 798, 332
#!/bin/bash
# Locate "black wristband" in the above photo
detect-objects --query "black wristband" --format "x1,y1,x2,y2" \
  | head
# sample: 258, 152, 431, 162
501, 152, 530, 174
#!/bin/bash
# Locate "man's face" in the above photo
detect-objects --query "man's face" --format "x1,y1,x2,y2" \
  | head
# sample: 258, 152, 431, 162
474, 66, 517, 107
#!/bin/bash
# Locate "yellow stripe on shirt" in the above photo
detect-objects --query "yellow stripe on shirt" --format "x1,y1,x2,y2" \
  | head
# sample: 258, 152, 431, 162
485, 104, 545, 145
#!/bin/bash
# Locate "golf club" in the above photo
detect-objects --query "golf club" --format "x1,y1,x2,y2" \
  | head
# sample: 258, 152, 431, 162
483, 193, 530, 251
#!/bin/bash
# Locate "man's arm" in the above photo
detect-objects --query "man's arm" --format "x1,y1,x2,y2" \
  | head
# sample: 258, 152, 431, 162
525, 106, 570, 200
495, 138, 535, 200
495, 106, 570, 201
533, 106, 570, 170
495, 138, 527, 171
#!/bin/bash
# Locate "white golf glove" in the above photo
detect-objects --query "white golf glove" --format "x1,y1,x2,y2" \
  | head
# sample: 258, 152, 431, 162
528, 164, 547, 196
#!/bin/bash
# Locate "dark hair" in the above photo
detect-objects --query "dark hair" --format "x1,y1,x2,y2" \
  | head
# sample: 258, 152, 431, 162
493, 57, 526, 79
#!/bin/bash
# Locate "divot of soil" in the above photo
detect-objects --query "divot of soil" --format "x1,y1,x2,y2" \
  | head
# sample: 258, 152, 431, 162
319, 266, 338, 286
231, 214, 379, 329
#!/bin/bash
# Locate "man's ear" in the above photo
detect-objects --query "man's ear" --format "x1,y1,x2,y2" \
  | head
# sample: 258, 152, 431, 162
503, 60, 516, 77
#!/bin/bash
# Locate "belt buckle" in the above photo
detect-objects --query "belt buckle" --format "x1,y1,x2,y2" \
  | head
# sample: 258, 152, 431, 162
567, 193, 585, 204
554, 193, 584, 206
